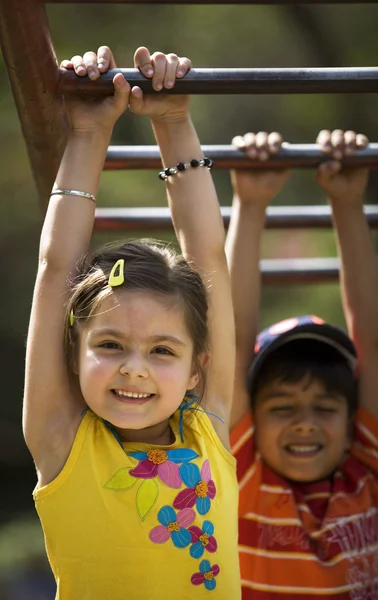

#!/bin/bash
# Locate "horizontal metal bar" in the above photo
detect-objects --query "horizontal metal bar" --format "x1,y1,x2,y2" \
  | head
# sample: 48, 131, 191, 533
94, 205, 378, 230
259, 258, 339, 284
105, 143, 378, 170
47, 0, 378, 4
59, 67, 378, 96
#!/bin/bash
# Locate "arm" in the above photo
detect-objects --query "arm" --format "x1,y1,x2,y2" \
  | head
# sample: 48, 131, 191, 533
23, 47, 130, 484
225, 132, 290, 429
130, 48, 234, 446
316, 129, 378, 419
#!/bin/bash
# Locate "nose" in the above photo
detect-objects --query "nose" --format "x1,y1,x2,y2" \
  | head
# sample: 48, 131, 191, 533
119, 352, 149, 379
291, 409, 317, 435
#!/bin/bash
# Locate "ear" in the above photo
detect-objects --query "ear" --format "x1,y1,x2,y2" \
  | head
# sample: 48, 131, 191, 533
187, 352, 208, 390
187, 366, 200, 390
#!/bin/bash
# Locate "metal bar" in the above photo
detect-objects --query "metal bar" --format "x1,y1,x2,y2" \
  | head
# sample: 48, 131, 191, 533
59, 67, 378, 96
0, 0, 69, 205
94, 206, 378, 231
105, 143, 378, 170
259, 258, 339, 285
46, 0, 378, 5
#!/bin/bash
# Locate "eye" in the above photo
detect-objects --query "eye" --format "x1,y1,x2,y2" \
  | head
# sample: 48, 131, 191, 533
99, 341, 122, 350
270, 405, 292, 413
152, 346, 174, 356
315, 405, 338, 413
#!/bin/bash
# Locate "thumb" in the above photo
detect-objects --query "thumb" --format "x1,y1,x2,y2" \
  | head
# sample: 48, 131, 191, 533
317, 160, 341, 184
128, 86, 145, 115
112, 73, 131, 112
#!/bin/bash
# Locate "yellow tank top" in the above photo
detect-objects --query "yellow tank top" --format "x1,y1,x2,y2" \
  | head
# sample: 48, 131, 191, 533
34, 406, 241, 600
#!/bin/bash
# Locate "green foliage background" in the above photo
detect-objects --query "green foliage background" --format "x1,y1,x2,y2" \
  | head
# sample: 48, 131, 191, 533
0, 2, 377, 593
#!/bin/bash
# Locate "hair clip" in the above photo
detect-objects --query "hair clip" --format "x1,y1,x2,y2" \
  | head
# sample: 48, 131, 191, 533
108, 259, 125, 287
69, 310, 75, 327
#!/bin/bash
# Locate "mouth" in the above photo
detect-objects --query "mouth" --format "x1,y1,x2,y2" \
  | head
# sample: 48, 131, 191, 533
112, 389, 155, 404
284, 444, 323, 458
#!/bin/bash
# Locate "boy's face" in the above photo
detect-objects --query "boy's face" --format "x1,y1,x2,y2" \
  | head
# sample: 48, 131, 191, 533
254, 375, 350, 483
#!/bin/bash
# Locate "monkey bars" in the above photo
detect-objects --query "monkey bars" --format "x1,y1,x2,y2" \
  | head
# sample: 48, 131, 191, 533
1, 0, 377, 284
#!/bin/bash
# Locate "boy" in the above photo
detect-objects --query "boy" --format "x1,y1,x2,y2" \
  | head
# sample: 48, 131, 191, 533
227, 130, 378, 598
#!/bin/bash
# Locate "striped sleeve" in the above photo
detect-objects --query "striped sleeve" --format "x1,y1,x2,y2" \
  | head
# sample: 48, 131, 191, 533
231, 410, 260, 517
350, 405, 378, 477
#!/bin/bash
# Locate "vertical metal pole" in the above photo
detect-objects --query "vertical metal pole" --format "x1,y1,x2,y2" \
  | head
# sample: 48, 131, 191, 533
0, 0, 69, 206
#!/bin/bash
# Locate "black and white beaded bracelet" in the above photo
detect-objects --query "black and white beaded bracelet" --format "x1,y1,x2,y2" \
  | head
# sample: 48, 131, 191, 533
158, 157, 214, 180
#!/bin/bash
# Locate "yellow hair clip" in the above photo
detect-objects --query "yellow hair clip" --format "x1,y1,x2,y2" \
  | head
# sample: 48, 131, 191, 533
69, 310, 75, 327
108, 259, 125, 287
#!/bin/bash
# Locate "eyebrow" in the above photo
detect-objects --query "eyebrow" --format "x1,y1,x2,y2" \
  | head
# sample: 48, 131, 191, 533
315, 393, 344, 402
89, 329, 187, 347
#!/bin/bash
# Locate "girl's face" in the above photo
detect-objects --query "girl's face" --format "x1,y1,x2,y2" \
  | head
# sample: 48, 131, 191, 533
77, 290, 200, 441
254, 376, 350, 483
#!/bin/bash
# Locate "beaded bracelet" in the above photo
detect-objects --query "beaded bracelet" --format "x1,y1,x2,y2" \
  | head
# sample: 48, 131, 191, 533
158, 157, 213, 181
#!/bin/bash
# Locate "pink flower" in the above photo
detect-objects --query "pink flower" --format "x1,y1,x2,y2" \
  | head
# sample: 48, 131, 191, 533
128, 448, 198, 489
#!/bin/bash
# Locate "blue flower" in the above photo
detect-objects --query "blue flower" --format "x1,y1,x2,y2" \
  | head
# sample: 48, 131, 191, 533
149, 505, 195, 549
174, 460, 216, 515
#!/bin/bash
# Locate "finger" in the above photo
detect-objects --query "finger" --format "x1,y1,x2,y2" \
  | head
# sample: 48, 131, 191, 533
150, 52, 168, 91
60, 59, 74, 70
164, 53, 179, 89
97, 45, 116, 72
343, 130, 357, 156
134, 46, 154, 78
316, 129, 332, 154
83, 51, 100, 80
177, 57, 192, 78
330, 129, 344, 160
255, 131, 269, 161
268, 132, 283, 155
318, 160, 342, 179
356, 133, 369, 149
243, 132, 257, 159
70, 55, 87, 76
232, 135, 246, 150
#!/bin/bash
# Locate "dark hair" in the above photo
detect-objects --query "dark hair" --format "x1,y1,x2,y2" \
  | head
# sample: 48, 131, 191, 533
249, 339, 358, 417
64, 239, 209, 393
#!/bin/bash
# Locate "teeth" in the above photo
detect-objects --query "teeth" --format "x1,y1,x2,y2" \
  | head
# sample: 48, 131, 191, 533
114, 390, 151, 399
287, 445, 319, 453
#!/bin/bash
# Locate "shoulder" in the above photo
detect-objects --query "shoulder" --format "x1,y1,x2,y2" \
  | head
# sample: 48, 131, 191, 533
350, 405, 378, 477
178, 403, 236, 472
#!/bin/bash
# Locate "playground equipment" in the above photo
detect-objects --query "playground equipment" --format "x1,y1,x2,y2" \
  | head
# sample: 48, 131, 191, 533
0, 0, 377, 284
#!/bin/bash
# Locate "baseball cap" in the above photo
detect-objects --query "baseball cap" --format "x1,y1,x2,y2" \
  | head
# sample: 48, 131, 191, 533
248, 315, 357, 389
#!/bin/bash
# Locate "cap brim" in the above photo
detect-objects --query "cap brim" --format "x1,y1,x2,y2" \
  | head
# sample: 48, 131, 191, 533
249, 322, 357, 388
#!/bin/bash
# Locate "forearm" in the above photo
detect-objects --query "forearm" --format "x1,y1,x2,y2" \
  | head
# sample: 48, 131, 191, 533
226, 197, 266, 368
151, 116, 225, 267
331, 202, 378, 353
39, 128, 112, 272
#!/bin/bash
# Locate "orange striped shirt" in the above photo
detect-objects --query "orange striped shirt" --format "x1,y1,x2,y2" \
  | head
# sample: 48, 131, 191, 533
231, 406, 378, 599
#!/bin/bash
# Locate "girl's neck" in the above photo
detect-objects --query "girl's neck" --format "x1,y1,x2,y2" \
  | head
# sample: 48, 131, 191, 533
114, 419, 175, 446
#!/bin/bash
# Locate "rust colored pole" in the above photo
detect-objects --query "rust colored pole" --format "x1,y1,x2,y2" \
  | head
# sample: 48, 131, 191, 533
94, 206, 378, 231
0, 0, 69, 206
47, 0, 378, 5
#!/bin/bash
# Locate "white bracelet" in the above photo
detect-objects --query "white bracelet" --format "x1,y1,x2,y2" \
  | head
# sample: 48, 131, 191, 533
50, 189, 96, 203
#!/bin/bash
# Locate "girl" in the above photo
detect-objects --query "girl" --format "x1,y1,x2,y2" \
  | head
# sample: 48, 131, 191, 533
23, 46, 241, 599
